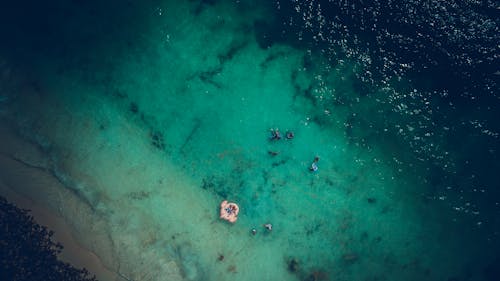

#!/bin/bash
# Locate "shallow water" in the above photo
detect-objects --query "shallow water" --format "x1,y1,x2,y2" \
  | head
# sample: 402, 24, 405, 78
1, 1, 499, 281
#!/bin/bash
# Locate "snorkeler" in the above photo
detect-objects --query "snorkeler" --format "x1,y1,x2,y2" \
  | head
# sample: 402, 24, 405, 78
309, 156, 320, 172
270, 128, 281, 140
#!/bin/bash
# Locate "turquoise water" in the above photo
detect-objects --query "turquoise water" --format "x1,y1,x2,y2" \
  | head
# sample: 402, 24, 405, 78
1, 1, 499, 281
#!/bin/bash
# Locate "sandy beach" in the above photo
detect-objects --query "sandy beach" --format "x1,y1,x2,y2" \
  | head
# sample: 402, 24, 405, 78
0, 122, 121, 281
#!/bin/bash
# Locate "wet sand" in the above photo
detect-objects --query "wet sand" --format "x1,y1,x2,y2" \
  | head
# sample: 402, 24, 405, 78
0, 123, 121, 281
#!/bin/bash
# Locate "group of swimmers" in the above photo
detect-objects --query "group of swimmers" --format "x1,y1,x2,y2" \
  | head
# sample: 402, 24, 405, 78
251, 223, 273, 236
224, 204, 237, 215
219, 128, 320, 230
270, 128, 320, 172
270, 128, 294, 140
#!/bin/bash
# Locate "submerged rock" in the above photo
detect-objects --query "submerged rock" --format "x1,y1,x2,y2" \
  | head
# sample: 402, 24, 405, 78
287, 257, 299, 273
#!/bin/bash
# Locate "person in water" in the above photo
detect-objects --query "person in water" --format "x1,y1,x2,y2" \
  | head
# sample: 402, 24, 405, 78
270, 128, 281, 140
264, 223, 273, 231
286, 131, 294, 139
226, 204, 236, 214
309, 156, 320, 172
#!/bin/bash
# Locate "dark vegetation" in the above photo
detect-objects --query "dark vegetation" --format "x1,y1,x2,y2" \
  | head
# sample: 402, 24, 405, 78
0, 196, 97, 281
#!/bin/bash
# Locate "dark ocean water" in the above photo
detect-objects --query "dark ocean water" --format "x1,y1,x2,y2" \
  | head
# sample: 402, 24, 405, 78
1, 1, 499, 280
259, 0, 500, 244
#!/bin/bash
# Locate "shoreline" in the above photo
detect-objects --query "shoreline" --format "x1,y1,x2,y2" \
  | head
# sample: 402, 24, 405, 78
0, 182, 121, 281
0, 122, 121, 281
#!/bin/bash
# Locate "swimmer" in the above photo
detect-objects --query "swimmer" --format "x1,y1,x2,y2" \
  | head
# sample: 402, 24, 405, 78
270, 128, 281, 140
264, 223, 273, 231
251, 229, 257, 235
309, 156, 319, 172
310, 162, 318, 172
286, 131, 294, 139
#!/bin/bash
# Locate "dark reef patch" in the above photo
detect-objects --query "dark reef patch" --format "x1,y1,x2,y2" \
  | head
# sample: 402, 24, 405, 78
218, 40, 248, 64
198, 66, 223, 89
129, 102, 139, 114
286, 257, 299, 273
180, 119, 202, 153
127, 191, 151, 200
150, 130, 165, 151
201, 175, 228, 198
260, 50, 287, 69
112, 89, 128, 99
304, 222, 322, 236
271, 159, 287, 168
